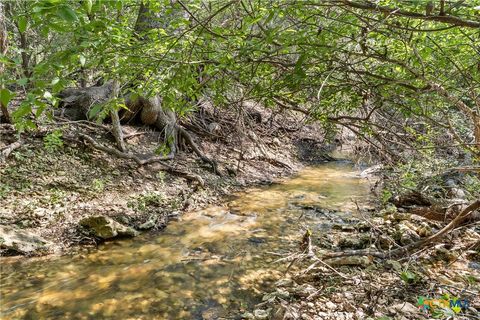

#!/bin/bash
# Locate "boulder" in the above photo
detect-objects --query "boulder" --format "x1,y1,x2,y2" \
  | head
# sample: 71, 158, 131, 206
80, 216, 139, 239
0, 225, 51, 255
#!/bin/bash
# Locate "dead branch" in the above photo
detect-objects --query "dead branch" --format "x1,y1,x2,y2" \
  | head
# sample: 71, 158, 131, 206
0, 140, 23, 162
124, 132, 148, 140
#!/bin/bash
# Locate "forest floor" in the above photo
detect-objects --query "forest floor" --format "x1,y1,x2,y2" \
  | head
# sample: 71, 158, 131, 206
0, 104, 330, 256
244, 200, 480, 319
1, 105, 479, 320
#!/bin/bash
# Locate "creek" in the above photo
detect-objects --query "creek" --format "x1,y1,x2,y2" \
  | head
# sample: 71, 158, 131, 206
0, 162, 372, 319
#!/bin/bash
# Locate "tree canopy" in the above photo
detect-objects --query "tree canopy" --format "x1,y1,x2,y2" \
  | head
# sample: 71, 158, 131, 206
1, 0, 479, 160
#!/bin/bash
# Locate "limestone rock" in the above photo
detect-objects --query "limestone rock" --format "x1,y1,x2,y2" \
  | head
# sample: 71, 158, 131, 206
0, 225, 51, 255
324, 255, 372, 267
395, 222, 420, 245
390, 302, 418, 316
254, 309, 269, 319
275, 278, 295, 288
80, 216, 139, 239
293, 284, 317, 297
138, 216, 157, 230
337, 235, 370, 250
241, 312, 255, 319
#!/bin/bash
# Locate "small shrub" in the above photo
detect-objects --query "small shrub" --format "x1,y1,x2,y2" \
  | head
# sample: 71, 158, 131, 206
43, 129, 63, 152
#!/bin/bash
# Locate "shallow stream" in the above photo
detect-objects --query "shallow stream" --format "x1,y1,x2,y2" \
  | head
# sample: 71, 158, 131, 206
0, 162, 372, 319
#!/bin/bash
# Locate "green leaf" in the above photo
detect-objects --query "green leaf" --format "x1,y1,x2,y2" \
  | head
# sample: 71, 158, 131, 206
79, 54, 86, 67
400, 270, 418, 284
43, 91, 53, 100
57, 6, 78, 22
83, 0, 93, 14
12, 102, 32, 120
88, 103, 103, 120
0, 88, 14, 107
17, 16, 28, 33
35, 102, 47, 117
17, 78, 29, 86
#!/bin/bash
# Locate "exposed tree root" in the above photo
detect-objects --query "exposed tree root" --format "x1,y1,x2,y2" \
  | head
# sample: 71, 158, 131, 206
177, 126, 220, 175
78, 133, 204, 187
57, 83, 221, 176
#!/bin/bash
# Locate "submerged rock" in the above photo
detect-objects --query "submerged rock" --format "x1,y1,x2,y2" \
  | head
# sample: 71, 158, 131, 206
79, 216, 139, 239
0, 225, 51, 255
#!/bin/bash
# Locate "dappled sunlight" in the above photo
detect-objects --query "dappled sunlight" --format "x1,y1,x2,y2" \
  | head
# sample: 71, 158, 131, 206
0, 163, 371, 319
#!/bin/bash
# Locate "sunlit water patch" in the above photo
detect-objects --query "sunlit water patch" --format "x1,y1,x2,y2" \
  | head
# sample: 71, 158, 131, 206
0, 162, 372, 319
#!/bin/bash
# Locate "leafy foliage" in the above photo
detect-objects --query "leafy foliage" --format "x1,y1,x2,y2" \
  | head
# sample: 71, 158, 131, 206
43, 129, 63, 152
1, 0, 479, 168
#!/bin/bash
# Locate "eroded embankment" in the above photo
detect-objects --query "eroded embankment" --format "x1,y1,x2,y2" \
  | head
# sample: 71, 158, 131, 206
0, 110, 328, 256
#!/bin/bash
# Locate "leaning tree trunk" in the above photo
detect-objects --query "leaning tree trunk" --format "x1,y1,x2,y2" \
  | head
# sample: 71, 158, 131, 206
0, 2, 11, 123
134, 2, 219, 172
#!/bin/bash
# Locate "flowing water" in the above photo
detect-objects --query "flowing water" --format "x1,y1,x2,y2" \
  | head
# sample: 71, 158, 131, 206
0, 162, 372, 319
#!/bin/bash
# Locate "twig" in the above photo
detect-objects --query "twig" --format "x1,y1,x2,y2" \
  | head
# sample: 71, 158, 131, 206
124, 132, 148, 140
303, 256, 349, 280
0, 139, 23, 162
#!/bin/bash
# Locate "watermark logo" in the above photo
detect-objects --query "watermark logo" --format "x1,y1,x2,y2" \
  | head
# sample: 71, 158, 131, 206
417, 295, 470, 314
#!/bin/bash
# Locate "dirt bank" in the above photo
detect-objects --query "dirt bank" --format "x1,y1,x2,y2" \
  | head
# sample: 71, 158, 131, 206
0, 106, 329, 256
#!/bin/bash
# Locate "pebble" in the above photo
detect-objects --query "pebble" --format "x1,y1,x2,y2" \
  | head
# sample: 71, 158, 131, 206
253, 309, 269, 320
325, 301, 337, 311
241, 312, 255, 319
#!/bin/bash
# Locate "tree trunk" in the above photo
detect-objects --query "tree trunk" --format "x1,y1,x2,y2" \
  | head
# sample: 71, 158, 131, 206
131, 1, 186, 156
0, 2, 11, 123
109, 81, 126, 152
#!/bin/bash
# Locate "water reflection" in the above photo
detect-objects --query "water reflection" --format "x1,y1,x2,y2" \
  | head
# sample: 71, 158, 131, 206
0, 162, 371, 319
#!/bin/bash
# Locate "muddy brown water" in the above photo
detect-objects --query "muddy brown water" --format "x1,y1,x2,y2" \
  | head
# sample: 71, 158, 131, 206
0, 162, 372, 319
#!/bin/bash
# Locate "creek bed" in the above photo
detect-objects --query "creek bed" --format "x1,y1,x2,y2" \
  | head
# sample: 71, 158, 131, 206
0, 162, 372, 319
